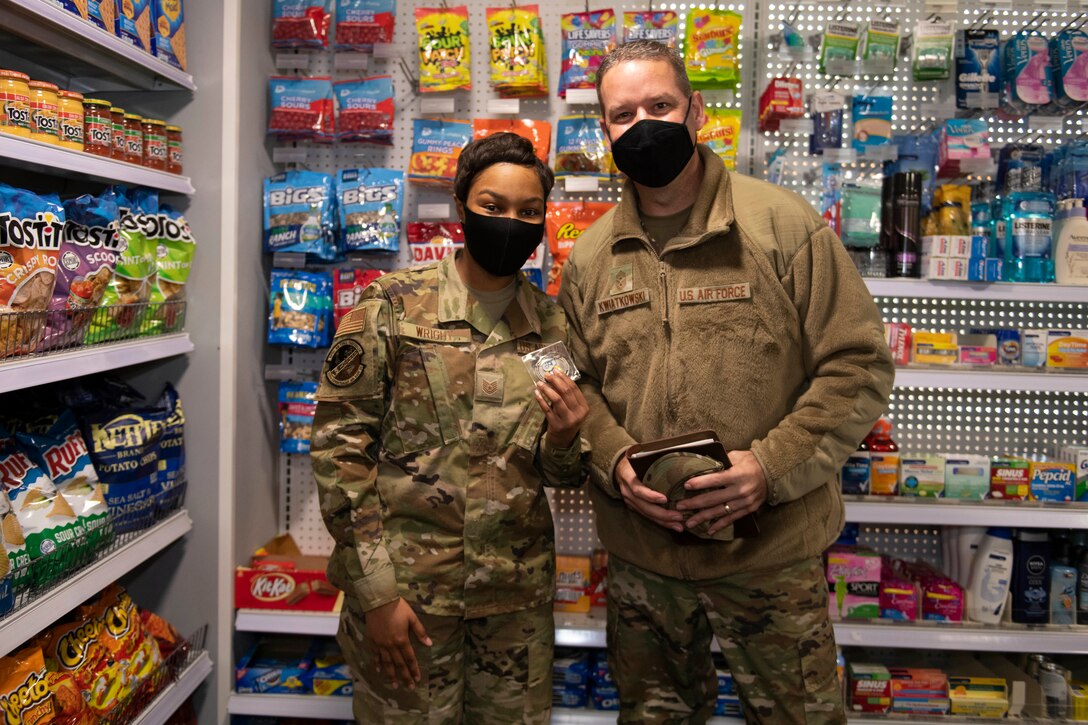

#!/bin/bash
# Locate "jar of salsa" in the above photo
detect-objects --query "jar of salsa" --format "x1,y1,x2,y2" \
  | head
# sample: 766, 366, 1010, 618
82, 99, 112, 157
56, 90, 84, 151
122, 112, 143, 165
110, 106, 126, 160
141, 118, 167, 170
166, 124, 183, 174
27, 80, 59, 144
0, 69, 30, 138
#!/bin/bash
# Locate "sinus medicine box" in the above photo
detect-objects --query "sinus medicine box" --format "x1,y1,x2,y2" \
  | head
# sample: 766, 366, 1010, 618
849, 663, 892, 713
990, 457, 1031, 500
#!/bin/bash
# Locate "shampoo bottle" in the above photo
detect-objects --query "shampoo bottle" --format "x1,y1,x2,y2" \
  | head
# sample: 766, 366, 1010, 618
957, 526, 988, 588
1054, 197, 1088, 285
1078, 544, 1088, 624
1012, 529, 1051, 624
966, 527, 1013, 624
1050, 539, 1077, 624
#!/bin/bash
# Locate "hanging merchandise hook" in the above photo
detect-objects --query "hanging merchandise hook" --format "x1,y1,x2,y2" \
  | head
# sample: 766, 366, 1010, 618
1059, 12, 1086, 31
970, 9, 993, 30
1020, 11, 1045, 34
397, 57, 419, 95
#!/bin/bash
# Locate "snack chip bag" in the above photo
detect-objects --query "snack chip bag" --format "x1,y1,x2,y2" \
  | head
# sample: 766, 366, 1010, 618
0, 184, 64, 358
408, 118, 473, 187
272, 0, 332, 49
45, 669, 98, 724
416, 6, 472, 93
153, 384, 186, 515
279, 381, 318, 454
84, 585, 163, 708
0, 445, 80, 587
0, 491, 27, 599
407, 222, 463, 267
268, 268, 332, 349
333, 268, 383, 327
335, 0, 396, 51
472, 118, 551, 162
685, 9, 743, 90
17, 410, 111, 556
268, 76, 335, 142
81, 403, 165, 534
39, 618, 116, 718
89, 187, 158, 341
554, 115, 614, 180
623, 11, 679, 46
0, 646, 56, 725
143, 205, 196, 335
263, 171, 337, 261
334, 76, 394, 145
698, 107, 743, 170
41, 191, 123, 352
546, 202, 614, 296
559, 10, 616, 98
487, 4, 548, 98
336, 167, 404, 252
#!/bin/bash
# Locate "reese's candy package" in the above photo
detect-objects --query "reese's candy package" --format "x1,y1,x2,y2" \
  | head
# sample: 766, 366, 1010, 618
0, 445, 80, 587
408, 118, 472, 187
554, 115, 614, 181
153, 384, 185, 515
546, 202, 614, 296
487, 4, 548, 98
334, 0, 396, 51
41, 191, 123, 351
144, 204, 196, 335
268, 76, 335, 142
332, 268, 383, 327
336, 167, 404, 252
272, 0, 332, 49
416, 6, 472, 92
263, 171, 337, 261
0, 184, 64, 358
17, 410, 111, 555
0, 646, 56, 725
559, 10, 616, 98
472, 118, 551, 162
268, 269, 332, 348
279, 381, 318, 454
89, 188, 157, 341
407, 221, 463, 267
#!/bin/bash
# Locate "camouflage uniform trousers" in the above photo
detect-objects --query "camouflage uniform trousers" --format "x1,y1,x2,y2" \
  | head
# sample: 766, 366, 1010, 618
606, 555, 844, 724
338, 601, 555, 724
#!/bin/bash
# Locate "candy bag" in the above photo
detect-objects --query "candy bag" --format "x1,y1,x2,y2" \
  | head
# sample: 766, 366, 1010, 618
416, 6, 472, 93
559, 10, 616, 98
336, 167, 404, 252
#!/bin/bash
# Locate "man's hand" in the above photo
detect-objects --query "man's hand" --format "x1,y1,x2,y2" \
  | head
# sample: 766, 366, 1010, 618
535, 371, 589, 449
675, 450, 768, 535
614, 456, 685, 533
364, 598, 433, 689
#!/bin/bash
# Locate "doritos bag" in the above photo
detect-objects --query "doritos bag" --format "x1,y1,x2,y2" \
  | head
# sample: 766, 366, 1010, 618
89, 188, 157, 341
416, 6, 472, 92
546, 202, 614, 296
144, 204, 196, 335
0, 184, 64, 358
0, 646, 56, 725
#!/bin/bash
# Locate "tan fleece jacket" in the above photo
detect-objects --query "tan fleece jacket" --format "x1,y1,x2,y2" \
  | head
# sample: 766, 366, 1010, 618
557, 146, 895, 580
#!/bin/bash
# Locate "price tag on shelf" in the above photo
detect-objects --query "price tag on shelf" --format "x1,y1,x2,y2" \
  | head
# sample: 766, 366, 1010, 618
274, 53, 310, 71
420, 97, 456, 115
565, 88, 598, 106
778, 118, 814, 135
272, 146, 308, 164
487, 98, 520, 115
824, 58, 859, 77
372, 43, 399, 58
861, 146, 898, 162
918, 102, 954, 121
1029, 115, 1066, 131
418, 203, 452, 220
822, 148, 857, 164
273, 252, 307, 268
564, 177, 600, 193
959, 159, 997, 176
334, 53, 369, 71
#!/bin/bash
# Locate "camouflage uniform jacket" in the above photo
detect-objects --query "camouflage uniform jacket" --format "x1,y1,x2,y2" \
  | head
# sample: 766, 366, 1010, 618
311, 254, 586, 619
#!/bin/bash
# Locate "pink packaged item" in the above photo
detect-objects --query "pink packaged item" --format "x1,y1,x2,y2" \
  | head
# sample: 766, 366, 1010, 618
827, 546, 881, 620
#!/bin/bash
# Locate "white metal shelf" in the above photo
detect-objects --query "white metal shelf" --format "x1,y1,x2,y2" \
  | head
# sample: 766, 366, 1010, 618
0, 0, 196, 90
867, 278, 1088, 303
844, 498, 1088, 529
894, 367, 1088, 393
227, 693, 353, 720
235, 609, 339, 637
552, 711, 738, 723
0, 510, 192, 655
0, 135, 195, 193
131, 650, 213, 725
0, 333, 192, 392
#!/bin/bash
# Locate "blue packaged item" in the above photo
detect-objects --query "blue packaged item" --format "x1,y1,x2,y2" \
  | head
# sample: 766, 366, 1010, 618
521, 267, 544, 291
268, 269, 333, 348
591, 683, 619, 710
336, 167, 404, 252
851, 90, 893, 153
554, 114, 613, 181
1050, 29, 1088, 110
956, 29, 1001, 110
1002, 33, 1053, 115
997, 143, 1045, 195
716, 694, 743, 717
1011, 530, 1050, 624
835, 522, 860, 547
263, 171, 337, 261
809, 90, 845, 156
553, 649, 591, 686
116, 0, 153, 52
278, 381, 318, 454
841, 452, 871, 494
236, 637, 316, 694
1002, 191, 1056, 282
154, 384, 186, 514
552, 682, 589, 708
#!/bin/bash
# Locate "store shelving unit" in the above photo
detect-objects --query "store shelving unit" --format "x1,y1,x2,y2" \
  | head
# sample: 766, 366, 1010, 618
552, 711, 737, 724
0, 333, 193, 392
131, 650, 214, 725
893, 367, 1088, 393
843, 498, 1088, 529
0, 134, 195, 193
866, 279, 1088, 304
0, 511, 192, 656
227, 693, 353, 720
234, 609, 339, 637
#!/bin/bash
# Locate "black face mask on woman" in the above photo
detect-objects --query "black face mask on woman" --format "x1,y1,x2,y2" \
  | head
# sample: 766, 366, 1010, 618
609, 95, 695, 188
461, 207, 544, 277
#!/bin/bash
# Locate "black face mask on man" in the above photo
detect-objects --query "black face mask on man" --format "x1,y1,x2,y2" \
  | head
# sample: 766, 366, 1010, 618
461, 207, 544, 278
608, 95, 695, 188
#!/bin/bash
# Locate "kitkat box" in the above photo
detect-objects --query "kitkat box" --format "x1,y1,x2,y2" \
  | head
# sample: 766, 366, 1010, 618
235, 534, 342, 612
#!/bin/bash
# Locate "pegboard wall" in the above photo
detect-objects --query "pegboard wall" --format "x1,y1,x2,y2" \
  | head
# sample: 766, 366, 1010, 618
271, 0, 1088, 564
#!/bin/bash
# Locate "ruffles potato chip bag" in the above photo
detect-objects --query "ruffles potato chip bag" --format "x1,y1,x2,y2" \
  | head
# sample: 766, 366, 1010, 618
622, 11, 679, 47
472, 118, 551, 162
416, 6, 472, 93
0, 492, 27, 598
0, 646, 56, 725
546, 202, 613, 296
487, 5, 548, 98
336, 167, 404, 253
408, 118, 473, 187
0, 184, 64, 359
684, 9, 743, 90
560, 10, 616, 98
698, 107, 743, 170
554, 115, 614, 180
334, 0, 395, 51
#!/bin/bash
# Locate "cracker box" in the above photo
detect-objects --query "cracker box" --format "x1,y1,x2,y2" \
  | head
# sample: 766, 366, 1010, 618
827, 547, 881, 619
115, 0, 154, 52
235, 637, 314, 694
849, 663, 892, 713
45, 0, 116, 32
990, 457, 1031, 500
151, 0, 187, 70
555, 555, 591, 613
1030, 460, 1077, 502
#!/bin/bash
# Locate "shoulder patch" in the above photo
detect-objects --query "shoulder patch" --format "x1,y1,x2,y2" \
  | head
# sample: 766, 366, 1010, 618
336, 306, 368, 337
324, 339, 365, 387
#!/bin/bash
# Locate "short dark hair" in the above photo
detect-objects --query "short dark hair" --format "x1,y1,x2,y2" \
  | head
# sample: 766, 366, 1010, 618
454, 132, 554, 203
596, 40, 692, 109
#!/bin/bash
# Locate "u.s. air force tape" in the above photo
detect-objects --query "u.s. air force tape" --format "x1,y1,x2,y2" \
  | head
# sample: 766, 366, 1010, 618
325, 339, 365, 387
